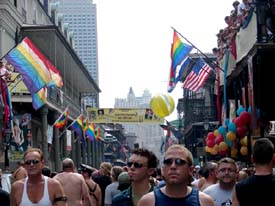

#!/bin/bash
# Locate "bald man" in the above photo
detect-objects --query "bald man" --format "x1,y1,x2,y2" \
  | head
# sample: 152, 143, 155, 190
54, 158, 91, 206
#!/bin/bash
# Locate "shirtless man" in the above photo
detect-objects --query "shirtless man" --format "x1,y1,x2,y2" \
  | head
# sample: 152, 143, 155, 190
81, 164, 102, 206
138, 144, 214, 206
54, 158, 91, 206
10, 148, 67, 206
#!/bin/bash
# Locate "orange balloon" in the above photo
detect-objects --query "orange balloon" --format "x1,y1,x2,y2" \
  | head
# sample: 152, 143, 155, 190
231, 147, 238, 157
240, 146, 248, 155
219, 141, 228, 152
226, 131, 236, 141
205, 146, 210, 153
210, 146, 219, 155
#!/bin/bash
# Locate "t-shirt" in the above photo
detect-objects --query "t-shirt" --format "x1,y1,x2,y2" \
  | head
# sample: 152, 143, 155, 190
235, 174, 275, 205
104, 182, 120, 204
203, 183, 232, 206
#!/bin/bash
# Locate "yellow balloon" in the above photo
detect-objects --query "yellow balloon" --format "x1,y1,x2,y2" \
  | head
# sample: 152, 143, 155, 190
205, 146, 211, 153
219, 141, 228, 152
150, 93, 175, 118
231, 147, 238, 158
240, 146, 248, 155
226, 131, 236, 141
240, 136, 248, 146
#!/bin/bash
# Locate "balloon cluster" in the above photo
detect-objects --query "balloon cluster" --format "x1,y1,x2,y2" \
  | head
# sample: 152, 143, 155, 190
205, 106, 253, 157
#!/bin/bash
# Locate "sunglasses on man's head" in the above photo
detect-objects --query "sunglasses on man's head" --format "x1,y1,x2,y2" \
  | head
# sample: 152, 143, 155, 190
24, 159, 40, 165
163, 158, 187, 166
127, 162, 145, 168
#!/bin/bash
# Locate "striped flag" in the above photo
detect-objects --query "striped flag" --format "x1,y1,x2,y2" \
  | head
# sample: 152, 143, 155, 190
53, 107, 69, 128
5, 37, 52, 94
85, 124, 95, 142
182, 58, 212, 92
70, 114, 84, 141
32, 87, 47, 110
168, 30, 193, 93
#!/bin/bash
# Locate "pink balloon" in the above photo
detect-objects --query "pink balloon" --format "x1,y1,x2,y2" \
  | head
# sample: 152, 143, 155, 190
234, 116, 245, 127
240, 111, 252, 125
206, 139, 215, 147
215, 134, 224, 145
207, 132, 215, 141
237, 126, 247, 137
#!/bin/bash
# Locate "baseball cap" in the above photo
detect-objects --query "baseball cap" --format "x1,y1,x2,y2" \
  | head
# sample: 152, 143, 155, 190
117, 172, 130, 190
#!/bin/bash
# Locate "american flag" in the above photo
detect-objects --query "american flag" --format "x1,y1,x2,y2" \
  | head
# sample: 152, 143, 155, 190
182, 58, 212, 92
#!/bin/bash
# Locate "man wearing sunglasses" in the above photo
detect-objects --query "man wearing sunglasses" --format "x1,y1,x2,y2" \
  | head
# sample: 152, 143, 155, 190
10, 148, 67, 206
112, 148, 158, 206
138, 144, 214, 206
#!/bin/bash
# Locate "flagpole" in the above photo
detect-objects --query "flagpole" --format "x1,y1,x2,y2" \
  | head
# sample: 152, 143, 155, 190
171, 27, 224, 72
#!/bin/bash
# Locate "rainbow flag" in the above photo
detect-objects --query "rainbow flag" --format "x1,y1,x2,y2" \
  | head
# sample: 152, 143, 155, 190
47, 61, 63, 88
5, 37, 52, 94
171, 31, 193, 71
71, 114, 84, 141
94, 127, 100, 141
85, 124, 95, 142
91, 122, 100, 141
168, 30, 193, 93
53, 107, 69, 128
32, 87, 47, 110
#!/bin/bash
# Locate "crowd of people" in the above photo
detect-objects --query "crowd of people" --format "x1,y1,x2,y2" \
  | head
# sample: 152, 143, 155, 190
0, 137, 274, 206
215, 0, 275, 61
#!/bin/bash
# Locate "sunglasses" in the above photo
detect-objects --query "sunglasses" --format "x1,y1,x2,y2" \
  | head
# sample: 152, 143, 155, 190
24, 159, 40, 165
127, 162, 145, 168
163, 158, 187, 166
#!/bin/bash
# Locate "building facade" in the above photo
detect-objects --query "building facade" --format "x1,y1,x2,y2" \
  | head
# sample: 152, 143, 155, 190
0, 0, 103, 172
54, 0, 99, 107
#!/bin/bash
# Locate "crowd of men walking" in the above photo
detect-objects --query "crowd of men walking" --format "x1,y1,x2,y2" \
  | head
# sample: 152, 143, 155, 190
0, 137, 274, 206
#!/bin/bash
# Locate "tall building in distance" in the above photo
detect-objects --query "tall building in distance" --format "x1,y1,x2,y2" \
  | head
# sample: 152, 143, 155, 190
55, 0, 99, 107
115, 87, 164, 159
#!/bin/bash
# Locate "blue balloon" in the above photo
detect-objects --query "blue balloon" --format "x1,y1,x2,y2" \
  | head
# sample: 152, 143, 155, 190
226, 139, 234, 147
248, 106, 252, 114
228, 122, 237, 133
224, 118, 230, 126
237, 106, 245, 116
218, 126, 227, 137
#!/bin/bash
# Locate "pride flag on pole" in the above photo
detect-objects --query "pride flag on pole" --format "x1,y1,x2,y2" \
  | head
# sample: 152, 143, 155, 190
53, 107, 69, 128
168, 30, 193, 93
5, 37, 52, 94
70, 114, 84, 141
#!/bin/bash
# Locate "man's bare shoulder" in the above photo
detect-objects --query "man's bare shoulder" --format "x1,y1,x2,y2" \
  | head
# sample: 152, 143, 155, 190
137, 191, 155, 206
199, 191, 215, 206
48, 177, 63, 186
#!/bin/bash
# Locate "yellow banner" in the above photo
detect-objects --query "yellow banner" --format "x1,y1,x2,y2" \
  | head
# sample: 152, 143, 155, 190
8, 73, 29, 93
87, 108, 164, 124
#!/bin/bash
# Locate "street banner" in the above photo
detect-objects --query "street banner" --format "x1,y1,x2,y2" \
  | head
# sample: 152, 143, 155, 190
87, 108, 164, 124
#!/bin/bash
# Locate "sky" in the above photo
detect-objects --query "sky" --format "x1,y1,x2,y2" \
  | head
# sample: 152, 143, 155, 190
93, 0, 235, 121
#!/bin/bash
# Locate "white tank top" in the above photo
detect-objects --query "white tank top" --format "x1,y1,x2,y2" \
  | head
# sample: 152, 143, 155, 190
20, 176, 52, 206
